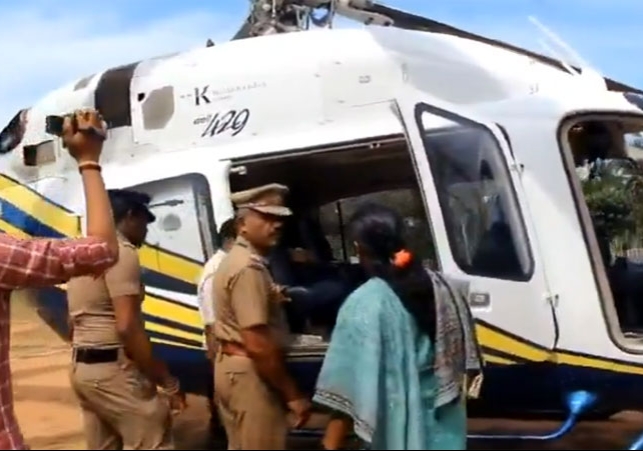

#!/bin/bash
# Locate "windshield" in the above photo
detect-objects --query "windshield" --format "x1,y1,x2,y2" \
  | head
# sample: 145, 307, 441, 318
0, 109, 28, 154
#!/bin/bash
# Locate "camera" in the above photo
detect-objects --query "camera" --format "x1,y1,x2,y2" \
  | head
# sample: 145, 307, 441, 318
45, 115, 65, 137
45, 114, 106, 141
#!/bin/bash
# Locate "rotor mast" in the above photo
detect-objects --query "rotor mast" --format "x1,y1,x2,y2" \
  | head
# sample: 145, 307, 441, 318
231, 0, 393, 40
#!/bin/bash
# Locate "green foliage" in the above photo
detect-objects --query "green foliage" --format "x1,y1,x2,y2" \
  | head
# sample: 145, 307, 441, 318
580, 159, 643, 244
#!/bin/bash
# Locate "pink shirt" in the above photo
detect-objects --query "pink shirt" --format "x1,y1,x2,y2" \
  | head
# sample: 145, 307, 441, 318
0, 234, 116, 449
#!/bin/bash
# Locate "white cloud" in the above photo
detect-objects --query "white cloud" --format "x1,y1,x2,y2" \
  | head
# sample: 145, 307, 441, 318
0, 4, 239, 125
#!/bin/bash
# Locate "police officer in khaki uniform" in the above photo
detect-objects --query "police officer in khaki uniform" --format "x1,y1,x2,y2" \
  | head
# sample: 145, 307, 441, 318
67, 189, 186, 450
213, 183, 312, 450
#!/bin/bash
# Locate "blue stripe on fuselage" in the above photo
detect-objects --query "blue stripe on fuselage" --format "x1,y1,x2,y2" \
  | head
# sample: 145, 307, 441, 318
0, 200, 64, 238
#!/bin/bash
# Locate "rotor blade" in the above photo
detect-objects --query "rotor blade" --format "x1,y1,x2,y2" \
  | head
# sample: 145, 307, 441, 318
368, 2, 642, 95
231, 17, 255, 41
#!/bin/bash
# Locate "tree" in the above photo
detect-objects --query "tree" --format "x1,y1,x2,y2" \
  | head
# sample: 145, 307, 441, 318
580, 158, 643, 252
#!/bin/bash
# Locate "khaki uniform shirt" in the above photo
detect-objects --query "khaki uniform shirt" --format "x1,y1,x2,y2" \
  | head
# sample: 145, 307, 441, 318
67, 236, 143, 349
213, 236, 290, 347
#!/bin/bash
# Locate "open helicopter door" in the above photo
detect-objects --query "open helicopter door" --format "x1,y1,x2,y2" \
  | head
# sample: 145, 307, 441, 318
394, 89, 557, 364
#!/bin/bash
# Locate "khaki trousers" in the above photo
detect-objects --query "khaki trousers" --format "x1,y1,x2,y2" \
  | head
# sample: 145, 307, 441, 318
214, 354, 288, 450
70, 360, 173, 450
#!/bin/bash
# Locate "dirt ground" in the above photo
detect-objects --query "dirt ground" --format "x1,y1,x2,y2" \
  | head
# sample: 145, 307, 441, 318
9, 295, 643, 450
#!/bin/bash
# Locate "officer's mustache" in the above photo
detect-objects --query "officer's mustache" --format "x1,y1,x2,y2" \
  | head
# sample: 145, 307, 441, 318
270, 225, 284, 238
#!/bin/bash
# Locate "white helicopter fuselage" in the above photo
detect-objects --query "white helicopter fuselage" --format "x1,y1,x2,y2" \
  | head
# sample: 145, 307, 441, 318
4, 25, 643, 417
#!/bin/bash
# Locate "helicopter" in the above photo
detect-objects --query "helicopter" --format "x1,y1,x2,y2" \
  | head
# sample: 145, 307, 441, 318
4, 0, 643, 446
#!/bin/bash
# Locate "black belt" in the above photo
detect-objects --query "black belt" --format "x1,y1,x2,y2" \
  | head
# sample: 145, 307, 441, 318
73, 348, 119, 364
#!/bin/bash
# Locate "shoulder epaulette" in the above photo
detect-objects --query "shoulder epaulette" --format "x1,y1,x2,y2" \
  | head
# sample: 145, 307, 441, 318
248, 254, 267, 269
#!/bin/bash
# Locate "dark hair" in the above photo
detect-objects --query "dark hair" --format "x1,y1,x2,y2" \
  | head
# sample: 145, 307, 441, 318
217, 218, 237, 247
348, 203, 436, 339
108, 189, 153, 224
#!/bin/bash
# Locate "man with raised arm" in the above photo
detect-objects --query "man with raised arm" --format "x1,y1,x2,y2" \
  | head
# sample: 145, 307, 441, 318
0, 108, 119, 450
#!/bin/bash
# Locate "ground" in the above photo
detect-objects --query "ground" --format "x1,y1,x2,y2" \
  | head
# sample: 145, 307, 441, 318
9, 295, 643, 450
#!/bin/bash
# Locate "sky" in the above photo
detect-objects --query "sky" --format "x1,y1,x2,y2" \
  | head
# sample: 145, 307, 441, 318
1, 0, 642, 126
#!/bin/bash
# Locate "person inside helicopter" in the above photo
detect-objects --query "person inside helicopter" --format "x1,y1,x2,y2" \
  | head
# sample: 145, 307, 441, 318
268, 204, 357, 334
571, 121, 612, 167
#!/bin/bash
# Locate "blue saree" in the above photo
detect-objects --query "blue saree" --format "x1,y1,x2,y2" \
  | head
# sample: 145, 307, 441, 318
313, 274, 483, 450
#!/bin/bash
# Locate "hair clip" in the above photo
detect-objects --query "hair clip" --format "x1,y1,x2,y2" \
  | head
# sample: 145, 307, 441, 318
392, 249, 412, 268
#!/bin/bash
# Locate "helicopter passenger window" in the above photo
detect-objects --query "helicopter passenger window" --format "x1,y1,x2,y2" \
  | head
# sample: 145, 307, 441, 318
568, 118, 643, 332
416, 107, 532, 280
126, 173, 216, 263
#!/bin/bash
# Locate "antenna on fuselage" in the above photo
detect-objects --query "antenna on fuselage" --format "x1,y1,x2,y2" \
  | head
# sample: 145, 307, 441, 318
528, 16, 607, 91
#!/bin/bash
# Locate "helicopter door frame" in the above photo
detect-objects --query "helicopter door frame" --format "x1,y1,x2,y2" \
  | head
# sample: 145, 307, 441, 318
394, 89, 558, 362
203, 159, 235, 237
103, 154, 233, 260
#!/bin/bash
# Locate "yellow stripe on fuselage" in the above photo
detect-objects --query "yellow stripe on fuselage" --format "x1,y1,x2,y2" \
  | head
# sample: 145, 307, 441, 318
0, 174, 201, 285
142, 294, 203, 331
5, 175, 643, 375
556, 350, 643, 375
144, 321, 202, 345
51, 281, 202, 350
0, 176, 81, 236
138, 246, 201, 286
475, 324, 552, 363
0, 218, 29, 239
150, 336, 202, 351
483, 353, 515, 365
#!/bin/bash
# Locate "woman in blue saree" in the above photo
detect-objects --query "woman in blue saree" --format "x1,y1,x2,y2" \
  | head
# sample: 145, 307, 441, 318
313, 203, 484, 450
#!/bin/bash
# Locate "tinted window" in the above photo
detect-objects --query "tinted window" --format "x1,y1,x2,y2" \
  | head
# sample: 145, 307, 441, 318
0, 110, 28, 154
416, 105, 532, 280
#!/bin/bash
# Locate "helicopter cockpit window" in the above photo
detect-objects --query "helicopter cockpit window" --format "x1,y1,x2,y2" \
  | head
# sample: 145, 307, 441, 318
416, 107, 533, 280
126, 173, 216, 263
0, 109, 28, 154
